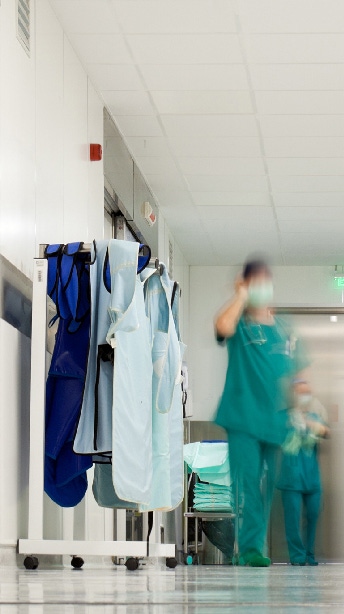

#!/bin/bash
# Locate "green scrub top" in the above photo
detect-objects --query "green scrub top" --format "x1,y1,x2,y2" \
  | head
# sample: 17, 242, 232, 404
277, 446, 321, 493
215, 315, 307, 446
277, 408, 325, 492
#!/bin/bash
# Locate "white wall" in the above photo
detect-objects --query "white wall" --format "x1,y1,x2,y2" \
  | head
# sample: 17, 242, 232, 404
0, 0, 104, 549
0, 321, 30, 546
0, 0, 189, 552
0, 0, 104, 279
189, 265, 344, 422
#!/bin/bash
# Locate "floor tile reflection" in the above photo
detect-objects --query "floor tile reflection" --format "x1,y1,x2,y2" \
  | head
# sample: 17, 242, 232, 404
1, 563, 344, 612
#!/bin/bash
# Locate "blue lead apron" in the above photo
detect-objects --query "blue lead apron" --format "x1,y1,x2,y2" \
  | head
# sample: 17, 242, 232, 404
44, 243, 93, 507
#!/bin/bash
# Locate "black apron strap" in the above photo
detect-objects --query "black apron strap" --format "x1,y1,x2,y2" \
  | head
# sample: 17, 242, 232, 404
146, 511, 154, 557
171, 281, 178, 308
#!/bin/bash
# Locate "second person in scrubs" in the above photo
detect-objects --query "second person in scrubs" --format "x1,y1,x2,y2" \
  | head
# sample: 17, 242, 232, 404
215, 259, 307, 567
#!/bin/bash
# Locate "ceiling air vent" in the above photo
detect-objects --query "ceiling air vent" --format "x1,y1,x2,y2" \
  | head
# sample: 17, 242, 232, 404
16, 0, 30, 56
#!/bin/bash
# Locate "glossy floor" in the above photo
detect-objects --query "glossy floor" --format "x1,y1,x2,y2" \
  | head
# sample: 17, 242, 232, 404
1, 563, 344, 613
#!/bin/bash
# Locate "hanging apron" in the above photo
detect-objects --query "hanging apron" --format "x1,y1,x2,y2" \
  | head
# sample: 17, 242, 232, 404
44, 243, 93, 507
139, 265, 182, 512
169, 278, 186, 509
73, 240, 113, 455
106, 240, 153, 505
92, 463, 138, 509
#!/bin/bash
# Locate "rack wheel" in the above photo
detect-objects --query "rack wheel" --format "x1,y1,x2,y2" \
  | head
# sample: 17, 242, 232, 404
166, 557, 178, 569
184, 554, 193, 566
125, 557, 139, 571
24, 556, 39, 570
71, 556, 84, 569
192, 554, 199, 566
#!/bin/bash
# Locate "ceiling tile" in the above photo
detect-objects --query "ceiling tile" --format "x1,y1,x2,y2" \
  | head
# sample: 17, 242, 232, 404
186, 174, 270, 192
281, 234, 341, 249
125, 137, 170, 157
260, 115, 344, 138
273, 193, 344, 207
168, 137, 261, 157
144, 173, 186, 192
140, 64, 248, 91
212, 232, 282, 264
251, 64, 344, 91
279, 219, 344, 233
191, 192, 272, 206
178, 157, 265, 176
256, 91, 344, 116
51, 0, 344, 266
152, 188, 194, 208
174, 233, 219, 265
161, 115, 258, 138
245, 34, 344, 63
282, 251, 339, 266
237, 0, 344, 33
134, 156, 180, 175
86, 64, 142, 91
276, 206, 344, 221
270, 175, 344, 193
197, 205, 275, 227
267, 158, 344, 176
69, 34, 131, 64
114, 0, 236, 34
50, 0, 120, 33
114, 115, 163, 137
127, 34, 242, 64
161, 206, 200, 226
151, 91, 253, 115
264, 137, 344, 158
104, 91, 155, 115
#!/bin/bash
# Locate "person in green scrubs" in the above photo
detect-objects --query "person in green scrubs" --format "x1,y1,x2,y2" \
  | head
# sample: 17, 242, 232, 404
277, 381, 329, 566
214, 259, 306, 567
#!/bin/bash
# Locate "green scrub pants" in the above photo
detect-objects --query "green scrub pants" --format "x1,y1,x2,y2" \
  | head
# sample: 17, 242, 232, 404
228, 432, 276, 556
281, 489, 321, 564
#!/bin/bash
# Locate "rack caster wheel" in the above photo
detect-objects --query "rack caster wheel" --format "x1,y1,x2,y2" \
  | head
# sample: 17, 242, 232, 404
166, 557, 178, 569
71, 556, 84, 569
192, 554, 199, 566
125, 557, 139, 571
184, 554, 193, 566
24, 556, 39, 570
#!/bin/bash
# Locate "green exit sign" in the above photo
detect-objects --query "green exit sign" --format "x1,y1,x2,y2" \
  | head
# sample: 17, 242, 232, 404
335, 277, 344, 287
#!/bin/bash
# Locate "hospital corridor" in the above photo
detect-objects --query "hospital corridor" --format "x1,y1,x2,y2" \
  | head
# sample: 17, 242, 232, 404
2, 0, 344, 611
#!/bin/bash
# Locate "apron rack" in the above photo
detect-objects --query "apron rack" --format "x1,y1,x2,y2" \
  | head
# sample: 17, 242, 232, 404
18, 244, 176, 569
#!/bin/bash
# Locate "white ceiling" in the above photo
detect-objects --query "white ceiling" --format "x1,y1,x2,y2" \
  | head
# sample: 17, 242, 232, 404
50, 0, 344, 265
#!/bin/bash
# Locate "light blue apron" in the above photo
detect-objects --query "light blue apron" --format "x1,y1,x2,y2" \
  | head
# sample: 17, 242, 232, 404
168, 279, 186, 509
73, 240, 113, 455
106, 240, 153, 505
139, 266, 183, 511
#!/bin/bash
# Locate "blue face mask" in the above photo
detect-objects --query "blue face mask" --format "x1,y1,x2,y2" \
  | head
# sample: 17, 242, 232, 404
247, 282, 274, 308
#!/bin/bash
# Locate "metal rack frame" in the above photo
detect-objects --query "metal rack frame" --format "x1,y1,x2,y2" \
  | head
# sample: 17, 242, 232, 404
182, 427, 238, 565
183, 461, 237, 564
18, 248, 175, 564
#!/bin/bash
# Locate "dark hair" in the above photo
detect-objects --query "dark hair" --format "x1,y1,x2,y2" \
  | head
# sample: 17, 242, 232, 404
242, 259, 271, 280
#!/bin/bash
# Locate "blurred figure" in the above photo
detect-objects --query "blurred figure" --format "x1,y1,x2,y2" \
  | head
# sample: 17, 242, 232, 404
214, 259, 307, 567
277, 380, 329, 566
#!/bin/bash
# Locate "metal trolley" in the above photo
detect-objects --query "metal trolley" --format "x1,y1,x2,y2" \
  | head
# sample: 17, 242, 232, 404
182, 459, 238, 566
18, 248, 178, 571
